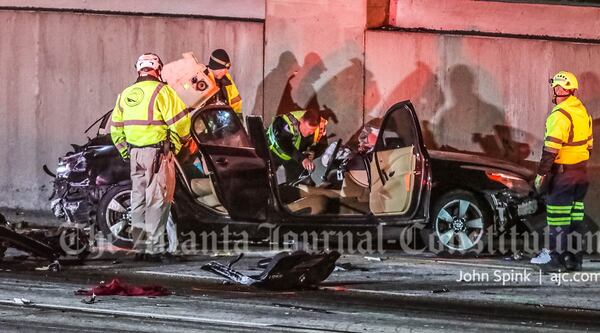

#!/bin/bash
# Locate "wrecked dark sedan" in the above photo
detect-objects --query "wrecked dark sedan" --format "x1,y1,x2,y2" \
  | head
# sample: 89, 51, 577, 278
44, 100, 541, 254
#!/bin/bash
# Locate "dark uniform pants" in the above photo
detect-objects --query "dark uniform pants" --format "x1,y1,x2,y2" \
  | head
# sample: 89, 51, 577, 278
546, 166, 589, 255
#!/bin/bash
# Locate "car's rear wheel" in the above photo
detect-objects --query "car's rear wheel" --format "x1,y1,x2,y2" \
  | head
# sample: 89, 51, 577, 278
430, 190, 492, 255
97, 184, 134, 249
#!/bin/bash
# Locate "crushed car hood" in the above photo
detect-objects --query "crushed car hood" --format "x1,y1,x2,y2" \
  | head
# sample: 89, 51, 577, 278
428, 150, 535, 179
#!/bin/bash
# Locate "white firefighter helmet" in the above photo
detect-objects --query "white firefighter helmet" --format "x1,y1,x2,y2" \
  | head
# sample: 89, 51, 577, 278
135, 53, 163, 73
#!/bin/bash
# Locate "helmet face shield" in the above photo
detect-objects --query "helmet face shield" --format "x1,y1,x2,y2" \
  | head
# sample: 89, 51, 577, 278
135, 53, 163, 73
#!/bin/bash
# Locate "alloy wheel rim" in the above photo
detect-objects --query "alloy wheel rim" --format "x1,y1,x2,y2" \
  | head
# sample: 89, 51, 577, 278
105, 190, 133, 242
435, 199, 484, 251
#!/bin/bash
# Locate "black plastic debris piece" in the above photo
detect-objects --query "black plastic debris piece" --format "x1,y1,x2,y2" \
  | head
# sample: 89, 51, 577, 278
0, 214, 61, 267
81, 294, 97, 304
201, 250, 341, 290
271, 303, 333, 314
431, 287, 450, 294
335, 262, 369, 272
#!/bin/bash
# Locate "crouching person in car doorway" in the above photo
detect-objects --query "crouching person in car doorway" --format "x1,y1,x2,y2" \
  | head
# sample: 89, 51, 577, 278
111, 53, 191, 263
267, 109, 328, 184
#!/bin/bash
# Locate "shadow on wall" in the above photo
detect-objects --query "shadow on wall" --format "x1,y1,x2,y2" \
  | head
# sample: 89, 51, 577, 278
578, 71, 600, 224
430, 64, 535, 168
579, 71, 600, 169
259, 51, 380, 141
252, 50, 300, 118
377, 61, 445, 149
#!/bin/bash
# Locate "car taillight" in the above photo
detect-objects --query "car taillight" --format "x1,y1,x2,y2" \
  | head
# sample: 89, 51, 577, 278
486, 171, 531, 194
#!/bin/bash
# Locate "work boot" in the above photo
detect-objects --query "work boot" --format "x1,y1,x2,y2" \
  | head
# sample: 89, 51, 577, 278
561, 252, 583, 271
530, 248, 551, 264
535, 252, 566, 273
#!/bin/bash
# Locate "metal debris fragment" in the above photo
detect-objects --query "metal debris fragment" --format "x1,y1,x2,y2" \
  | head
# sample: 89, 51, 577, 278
81, 294, 97, 304
13, 298, 32, 305
431, 287, 450, 294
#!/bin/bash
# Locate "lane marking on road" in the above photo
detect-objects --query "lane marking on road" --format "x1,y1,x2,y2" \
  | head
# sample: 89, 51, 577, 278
0, 299, 271, 328
321, 286, 423, 297
431, 260, 534, 271
380, 258, 534, 271
0, 300, 354, 332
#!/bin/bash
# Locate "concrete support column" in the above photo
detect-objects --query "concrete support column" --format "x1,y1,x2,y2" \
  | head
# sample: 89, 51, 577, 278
263, 0, 368, 141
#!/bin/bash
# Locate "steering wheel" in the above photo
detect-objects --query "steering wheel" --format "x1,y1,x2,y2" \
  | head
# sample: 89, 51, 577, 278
317, 139, 342, 184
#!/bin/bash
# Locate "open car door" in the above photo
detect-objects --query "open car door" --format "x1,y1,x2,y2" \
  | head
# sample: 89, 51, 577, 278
192, 106, 270, 221
369, 101, 428, 218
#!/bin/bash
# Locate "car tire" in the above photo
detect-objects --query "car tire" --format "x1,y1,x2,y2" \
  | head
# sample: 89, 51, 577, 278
428, 190, 492, 256
97, 184, 134, 249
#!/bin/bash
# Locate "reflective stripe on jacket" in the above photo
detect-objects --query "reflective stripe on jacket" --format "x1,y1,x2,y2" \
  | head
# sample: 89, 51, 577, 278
266, 110, 326, 161
544, 95, 593, 164
110, 78, 191, 157
208, 71, 242, 115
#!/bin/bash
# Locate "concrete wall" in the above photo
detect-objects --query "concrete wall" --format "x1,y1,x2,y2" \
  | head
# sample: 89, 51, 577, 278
3, 0, 600, 225
0, 0, 266, 19
262, 0, 367, 141
365, 29, 600, 220
390, 0, 600, 40
0, 10, 263, 211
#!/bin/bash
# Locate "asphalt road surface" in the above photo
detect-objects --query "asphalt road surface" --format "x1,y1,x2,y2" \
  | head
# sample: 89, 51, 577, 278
1, 249, 599, 332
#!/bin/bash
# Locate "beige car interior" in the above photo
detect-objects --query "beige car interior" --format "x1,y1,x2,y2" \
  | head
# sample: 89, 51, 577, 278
185, 156, 227, 214
369, 146, 416, 215
285, 145, 416, 216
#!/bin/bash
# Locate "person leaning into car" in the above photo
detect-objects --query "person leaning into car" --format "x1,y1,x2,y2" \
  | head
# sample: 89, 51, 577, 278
110, 53, 191, 262
531, 71, 593, 272
267, 109, 328, 182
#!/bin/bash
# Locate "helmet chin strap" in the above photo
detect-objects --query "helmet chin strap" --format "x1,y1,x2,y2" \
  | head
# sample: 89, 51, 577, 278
552, 88, 572, 104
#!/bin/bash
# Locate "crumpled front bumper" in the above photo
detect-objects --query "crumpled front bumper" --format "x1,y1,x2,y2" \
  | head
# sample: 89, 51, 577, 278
489, 190, 540, 230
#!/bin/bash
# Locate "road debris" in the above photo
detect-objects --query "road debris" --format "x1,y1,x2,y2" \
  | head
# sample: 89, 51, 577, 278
202, 250, 340, 290
364, 256, 385, 262
504, 251, 524, 261
272, 303, 333, 314
81, 294, 98, 304
334, 262, 369, 272
75, 278, 170, 297
0, 214, 62, 269
431, 287, 450, 294
13, 298, 32, 305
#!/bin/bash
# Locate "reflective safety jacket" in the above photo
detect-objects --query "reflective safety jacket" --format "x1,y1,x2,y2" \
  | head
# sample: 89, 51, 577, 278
111, 76, 191, 158
207, 71, 242, 115
544, 95, 593, 164
266, 110, 327, 162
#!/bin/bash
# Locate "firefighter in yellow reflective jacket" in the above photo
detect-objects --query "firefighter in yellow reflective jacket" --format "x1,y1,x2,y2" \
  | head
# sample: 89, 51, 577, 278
267, 109, 328, 183
111, 53, 191, 262
531, 71, 593, 272
205, 49, 242, 119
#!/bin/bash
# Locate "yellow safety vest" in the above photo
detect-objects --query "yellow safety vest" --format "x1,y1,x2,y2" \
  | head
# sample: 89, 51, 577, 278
208, 71, 242, 115
267, 110, 327, 161
110, 79, 191, 157
544, 95, 593, 164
